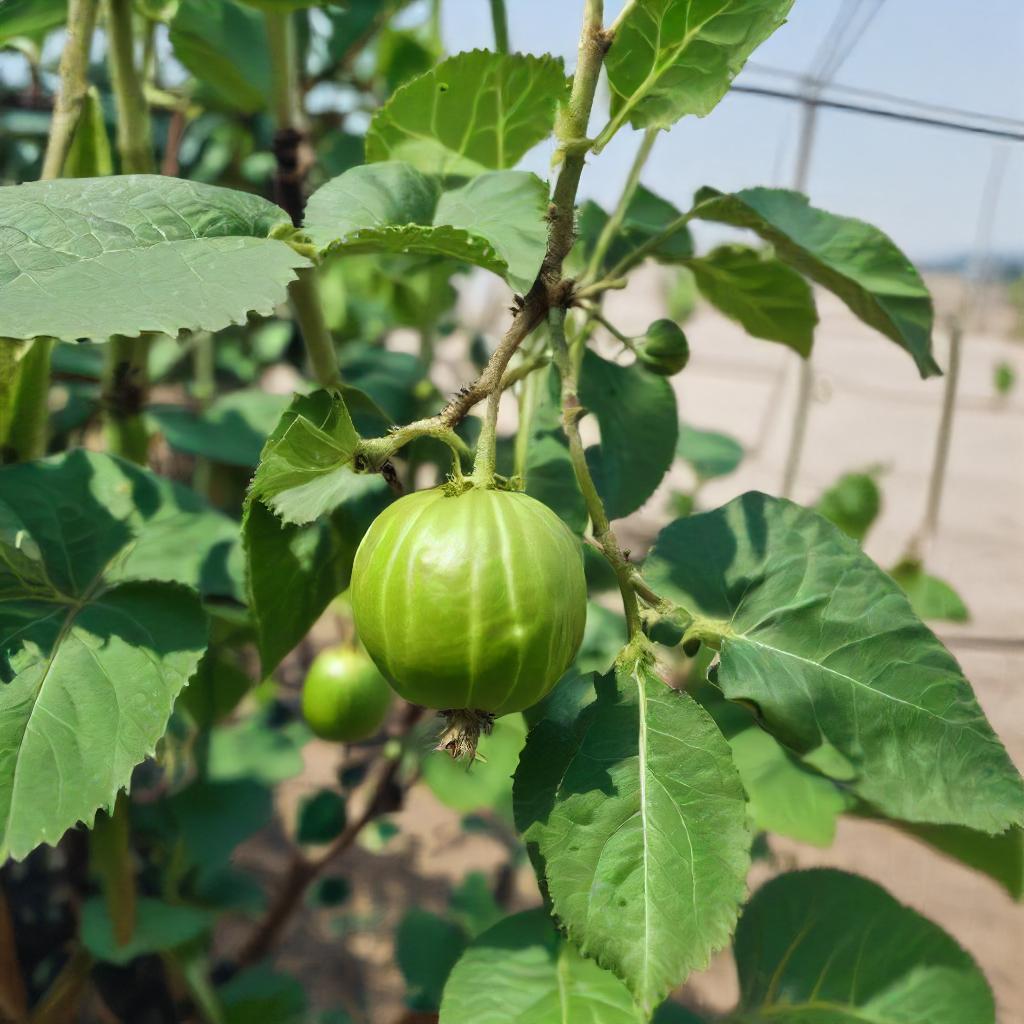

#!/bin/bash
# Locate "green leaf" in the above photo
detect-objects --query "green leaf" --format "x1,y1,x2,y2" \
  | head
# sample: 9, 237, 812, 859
643, 493, 1024, 833
0, 0, 67, 45
692, 187, 939, 377
149, 389, 292, 468
62, 87, 113, 178
522, 368, 587, 534
579, 186, 694, 274
603, 0, 794, 135
249, 389, 362, 524
365, 50, 566, 175
676, 423, 744, 481
514, 655, 750, 1013
448, 872, 503, 937
729, 726, 848, 846
304, 162, 548, 292
169, 0, 270, 114
688, 244, 817, 355
814, 469, 882, 543
297, 789, 347, 845
207, 712, 309, 785
422, 713, 526, 815
0, 176, 307, 343
439, 908, 646, 1024
580, 350, 678, 520
397, 909, 468, 1012
732, 869, 995, 1024
0, 450, 254, 859
219, 968, 307, 1024
890, 558, 969, 623
81, 897, 212, 966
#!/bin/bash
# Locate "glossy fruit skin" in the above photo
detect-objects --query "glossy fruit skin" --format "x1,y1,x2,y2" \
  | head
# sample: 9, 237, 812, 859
301, 646, 393, 742
637, 318, 690, 376
350, 486, 587, 715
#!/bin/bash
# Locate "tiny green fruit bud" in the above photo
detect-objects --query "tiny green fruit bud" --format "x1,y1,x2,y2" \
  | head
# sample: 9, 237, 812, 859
636, 319, 690, 376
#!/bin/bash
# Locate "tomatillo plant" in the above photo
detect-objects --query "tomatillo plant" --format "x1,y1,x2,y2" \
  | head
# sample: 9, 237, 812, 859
0, 0, 1020, 1022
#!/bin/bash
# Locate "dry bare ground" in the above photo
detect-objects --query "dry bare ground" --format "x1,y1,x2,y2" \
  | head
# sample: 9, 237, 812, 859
232, 273, 1024, 1023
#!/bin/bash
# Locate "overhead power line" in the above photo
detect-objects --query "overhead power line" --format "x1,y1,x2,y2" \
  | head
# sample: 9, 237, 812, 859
730, 83, 1024, 143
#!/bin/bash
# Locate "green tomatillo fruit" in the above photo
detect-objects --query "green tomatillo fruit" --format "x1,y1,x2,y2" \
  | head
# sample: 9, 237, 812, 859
350, 485, 587, 757
301, 645, 393, 742
636, 318, 690, 376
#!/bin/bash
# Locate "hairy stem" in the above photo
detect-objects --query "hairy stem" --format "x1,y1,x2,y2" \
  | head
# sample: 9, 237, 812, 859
471, 387, 502, 486
105, 0, 155, 173
489, 0, 510, 53
40, 0, 98, 180
584, 127, 658, 282
266, 9, 306, 225
549, 308, 642, 638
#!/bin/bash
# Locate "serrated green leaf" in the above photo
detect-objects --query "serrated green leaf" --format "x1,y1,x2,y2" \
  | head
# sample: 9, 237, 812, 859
169, 0, 270, 113
397, 909, 468, 1012
814, 469, 882, 543
889, 558, 969, 623
439, 908, 646, 1024
692, 187, 939, 377
0, 0, 67, 45
580, 350, 678, 520
514, 655, 750, 1013
676, 423, 744, 481
304, 162, 548, 292
643, 493, 1024, 833
81, 897, 213, 965
365, 50, 566, 175
729, 726, 848, 846
732, 870, 995, 1024
688, 244, 817, 355
249, 389, 362, 524
0, 176, 307, 342
0, 450, 253, 858
62, 87, 113, 178
603, 0, 794, 134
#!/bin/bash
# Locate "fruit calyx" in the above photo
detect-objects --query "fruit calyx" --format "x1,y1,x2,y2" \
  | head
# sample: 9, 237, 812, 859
438, 708, 496, 761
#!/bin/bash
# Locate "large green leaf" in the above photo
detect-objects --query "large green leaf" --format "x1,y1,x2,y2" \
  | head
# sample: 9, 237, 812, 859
692, 187, 939, 377
580, 350, 678, 520
643, 493, 1024, 833
514, 655, 750, 1013
304, 162, 548, 292
688, 245, 818, 355
602, 0, 794, 136
249, 389, 363, 525
0, 176, 307, 342
0, 0, 67, 45
169, 0, 270, 114
731, 870, 995, 1024
0, 451, 240, 859
397, 909, 468, 1012
439, 908, 645, 1024
365, 50, 566, 175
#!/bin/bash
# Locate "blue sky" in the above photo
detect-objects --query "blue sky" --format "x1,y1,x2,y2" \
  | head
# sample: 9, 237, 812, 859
441, 0, 1024, 262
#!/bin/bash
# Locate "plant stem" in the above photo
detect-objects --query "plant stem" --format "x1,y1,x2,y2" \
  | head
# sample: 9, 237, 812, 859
289, 268, 341, 388
911, 319, 962, 559
471, 388, 501, 486
266, 9, 306, 225
549, 308, 642, 639
233, 703, 424, 970
89, 792, 136, 948
780, 357, 813, 499
1, 339, 54, 462
105, 0, 155, 173
584, 127, 658, 282
40, 0, 98, 179
513, 359, 543, 480
191, 332, 215, 497
102, 335, 152, 464
599, 211, 693, 286
489, 0, 510, 53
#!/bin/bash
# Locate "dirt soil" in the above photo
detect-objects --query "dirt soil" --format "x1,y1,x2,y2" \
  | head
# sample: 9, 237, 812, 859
233, 274, 1024, 1023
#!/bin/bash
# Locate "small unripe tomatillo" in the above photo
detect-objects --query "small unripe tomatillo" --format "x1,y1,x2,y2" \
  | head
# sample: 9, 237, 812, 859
301, 646, 393, 742
636, 319, 690, 376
